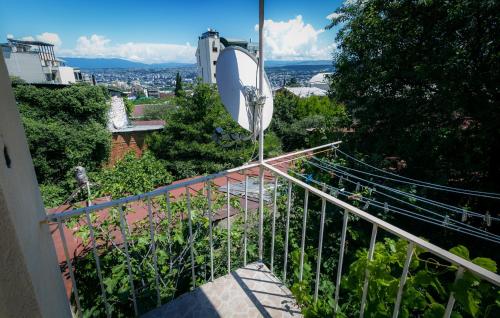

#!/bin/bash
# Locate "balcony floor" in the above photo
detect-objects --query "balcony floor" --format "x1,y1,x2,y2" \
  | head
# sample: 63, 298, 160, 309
142, 262, 302, 318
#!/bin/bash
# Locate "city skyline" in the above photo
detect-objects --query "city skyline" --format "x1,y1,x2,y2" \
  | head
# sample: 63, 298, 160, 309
0, 0, 344, 63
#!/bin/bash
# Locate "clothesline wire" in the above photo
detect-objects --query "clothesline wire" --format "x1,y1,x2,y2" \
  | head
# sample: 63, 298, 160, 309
335, 148, 500, 200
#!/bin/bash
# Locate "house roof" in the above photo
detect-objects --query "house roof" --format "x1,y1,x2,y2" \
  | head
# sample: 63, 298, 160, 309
309, 73, 332, 85
284, 86, 327, 97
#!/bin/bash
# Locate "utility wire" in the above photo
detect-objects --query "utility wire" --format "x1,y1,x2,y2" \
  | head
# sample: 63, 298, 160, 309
311, 157, 500, 222
290, 170, 500, 245
335, 149, 500, 200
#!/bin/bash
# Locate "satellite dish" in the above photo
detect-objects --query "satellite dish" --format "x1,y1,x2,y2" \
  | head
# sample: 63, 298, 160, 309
216, 46, 273, 135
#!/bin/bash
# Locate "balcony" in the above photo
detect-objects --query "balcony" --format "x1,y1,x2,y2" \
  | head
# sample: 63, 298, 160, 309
46, 142, 500, 317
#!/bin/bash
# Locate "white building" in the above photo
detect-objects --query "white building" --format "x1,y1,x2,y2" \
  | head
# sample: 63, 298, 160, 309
309, 72, 332, 90
283, 86, 327, 98
1, 39, 83, 84
196, 29, 259, 84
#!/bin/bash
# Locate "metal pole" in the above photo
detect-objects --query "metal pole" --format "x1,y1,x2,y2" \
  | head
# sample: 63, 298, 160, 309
314, 184, 327, 302
186, 187, 196, 289
147, 198, 161, 307
270, 177, 278, 272
257, 0, 265, 265
334, 210, 349, 314
392, 242, 414, 318
360, 224, 378, 318
443, 267, 464, 318
283, 180, 292, 281
119, 206, 138, 316
299, 189, 309, 281
227, 178, 231, 273
244, 175, 248, 266
207, 183, 214, 281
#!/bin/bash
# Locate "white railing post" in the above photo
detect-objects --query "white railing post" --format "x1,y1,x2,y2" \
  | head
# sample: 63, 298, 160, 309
207, 183, 214, 281
334, 210, 349, 314
360, 224, 378, 318
443, 267, 464, 318
227, 178, 231, 273
314, 184, 327, 302
185, 187, 196, 289
119, 205, 138, 316
271, 177, 278, 272
392, 242, 414, 318
299, 189, 309, 281
146, 198, 161, 307
283, 180, 292, 282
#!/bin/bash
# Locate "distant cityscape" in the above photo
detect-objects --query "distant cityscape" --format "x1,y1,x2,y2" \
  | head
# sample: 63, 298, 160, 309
87, 64, 333, 92
2, 29, 334, 96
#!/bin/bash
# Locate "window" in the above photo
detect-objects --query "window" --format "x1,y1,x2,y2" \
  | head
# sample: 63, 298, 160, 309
212, 47, 218, 53
213, 61, 217, 66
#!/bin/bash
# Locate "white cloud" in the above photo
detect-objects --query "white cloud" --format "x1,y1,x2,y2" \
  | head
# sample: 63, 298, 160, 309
36, 32, 62, 47
18, 32, 62, 48
326, 12, 343, 20
255, 15, 334, 60
61, 34, 196, 63
6, 34, 14, 39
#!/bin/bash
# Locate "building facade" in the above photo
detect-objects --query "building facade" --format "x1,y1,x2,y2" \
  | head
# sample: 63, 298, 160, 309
196, 29, 259, 84
1, 39, 84, 84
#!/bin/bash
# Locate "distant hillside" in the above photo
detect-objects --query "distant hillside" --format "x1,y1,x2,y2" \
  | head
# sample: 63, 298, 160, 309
61, 57, 331, 69
265, 60, 332, 67
61, 57, 194, 69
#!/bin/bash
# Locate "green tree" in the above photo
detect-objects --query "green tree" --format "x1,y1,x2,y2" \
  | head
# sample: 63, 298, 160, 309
270, 90, 349, 151
14, 84, 111, 207
328, 0, 500, 196
147, 82, 256, 179
174, 72, 183, 97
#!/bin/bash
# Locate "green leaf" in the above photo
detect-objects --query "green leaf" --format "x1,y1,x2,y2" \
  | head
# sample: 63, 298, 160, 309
423, 303, 445, 318
449, 245, 470, 260
472, 257, 497, 273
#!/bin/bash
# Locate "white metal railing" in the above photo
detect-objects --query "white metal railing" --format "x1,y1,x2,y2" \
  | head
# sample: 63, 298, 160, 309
47, 142, 500, 318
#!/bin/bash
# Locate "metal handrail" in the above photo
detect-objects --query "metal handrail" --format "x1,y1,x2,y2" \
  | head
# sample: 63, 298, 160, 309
263, 162, 500, 286
49, 142, 500, 318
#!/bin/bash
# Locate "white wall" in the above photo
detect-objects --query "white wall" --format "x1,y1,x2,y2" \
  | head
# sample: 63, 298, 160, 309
197, 35, 220, 84
2, 48, 46, 83
0, 49, 71, 317
58, 66, 77, 84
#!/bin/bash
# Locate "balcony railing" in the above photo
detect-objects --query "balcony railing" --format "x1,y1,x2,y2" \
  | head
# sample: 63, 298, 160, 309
47, 142, 500, 317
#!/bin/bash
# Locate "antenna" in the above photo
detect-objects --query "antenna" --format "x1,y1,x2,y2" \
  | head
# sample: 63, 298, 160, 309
216, 46, 273, 138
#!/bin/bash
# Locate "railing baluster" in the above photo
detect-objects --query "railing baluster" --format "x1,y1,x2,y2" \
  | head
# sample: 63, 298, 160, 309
392, 242, 414, 318
146, 198, 161, 307
283, 180, 292, 282
299, 189, 309, 281
243, 175, 248, 267
85, 210, 110, 318
165, 192, 173, 273
271, 177, 278, 273
258, 166, 264, 262
185, 187, 196, 289
334, 210, 349, 314
314, 184, 327, 302
444, 267, 464, 318
207, 183, 214, 281
360, 224, 378, 318
227, 178, 231, 273
58, 219, 82, 318
119, 205, 138, 316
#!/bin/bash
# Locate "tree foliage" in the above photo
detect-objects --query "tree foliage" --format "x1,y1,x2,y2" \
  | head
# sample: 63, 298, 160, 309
329, 0, 500, 194
270, 90, 349, 151
15, 84, 111, 187
174, 72, 183, 97
147, 82, 277, 179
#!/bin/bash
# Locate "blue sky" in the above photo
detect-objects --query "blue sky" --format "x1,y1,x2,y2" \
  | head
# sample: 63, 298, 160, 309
0, 0, 344, 63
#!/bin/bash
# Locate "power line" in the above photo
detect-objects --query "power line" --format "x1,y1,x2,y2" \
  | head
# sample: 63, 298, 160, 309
335, 148, 500, 200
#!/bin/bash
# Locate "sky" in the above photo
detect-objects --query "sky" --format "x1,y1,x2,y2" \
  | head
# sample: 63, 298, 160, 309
0, 0, 344, 63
